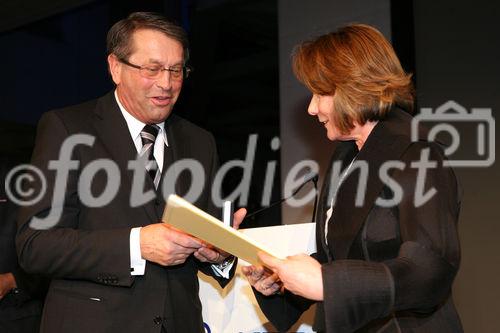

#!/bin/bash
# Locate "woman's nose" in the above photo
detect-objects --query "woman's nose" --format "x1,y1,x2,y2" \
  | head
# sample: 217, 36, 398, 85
308, 96, 318, 116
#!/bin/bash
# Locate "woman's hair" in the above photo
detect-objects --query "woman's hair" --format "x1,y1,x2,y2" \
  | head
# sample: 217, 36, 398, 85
293, 24, 414, 134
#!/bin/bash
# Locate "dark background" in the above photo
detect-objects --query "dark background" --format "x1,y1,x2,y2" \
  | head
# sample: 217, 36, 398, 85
0, 0, 498, 331
0, 0, 282, 228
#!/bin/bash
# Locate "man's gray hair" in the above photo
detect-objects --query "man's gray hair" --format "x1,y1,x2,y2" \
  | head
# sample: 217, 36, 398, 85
107, 12, 189, 63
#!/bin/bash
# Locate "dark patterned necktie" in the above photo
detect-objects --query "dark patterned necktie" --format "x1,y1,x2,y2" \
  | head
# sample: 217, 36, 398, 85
140, 124, 161, 188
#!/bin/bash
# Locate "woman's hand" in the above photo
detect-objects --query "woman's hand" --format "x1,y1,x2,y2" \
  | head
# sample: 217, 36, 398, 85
241, 265, 283, 296
258, 252, 324, 301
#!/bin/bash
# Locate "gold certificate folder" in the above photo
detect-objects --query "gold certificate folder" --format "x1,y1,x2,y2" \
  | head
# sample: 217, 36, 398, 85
162, 195, 283, 266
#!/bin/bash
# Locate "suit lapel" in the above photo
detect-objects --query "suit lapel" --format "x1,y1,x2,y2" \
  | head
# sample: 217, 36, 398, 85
167, 116, 193, 195
328, 108, 414, 259
317, 141, 358, 261
92, 92, 158, 225
155, 115, 190, 216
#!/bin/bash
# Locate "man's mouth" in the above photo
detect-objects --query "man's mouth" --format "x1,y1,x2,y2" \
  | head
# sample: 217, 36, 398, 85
151, 96, 172, 106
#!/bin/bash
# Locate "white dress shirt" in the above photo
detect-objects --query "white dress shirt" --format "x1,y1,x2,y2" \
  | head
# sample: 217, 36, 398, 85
114, 91, 233, 277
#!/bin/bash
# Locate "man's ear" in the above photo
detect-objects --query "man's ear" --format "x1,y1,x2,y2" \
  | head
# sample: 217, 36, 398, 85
107, 54, 121, 85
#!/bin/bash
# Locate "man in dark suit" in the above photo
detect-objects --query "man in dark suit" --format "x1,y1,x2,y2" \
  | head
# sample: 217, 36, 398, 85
17, 12, 240, 333
1, 157, 47, 333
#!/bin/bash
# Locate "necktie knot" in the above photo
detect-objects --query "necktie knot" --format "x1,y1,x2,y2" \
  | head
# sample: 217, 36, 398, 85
140, 124, 160, 146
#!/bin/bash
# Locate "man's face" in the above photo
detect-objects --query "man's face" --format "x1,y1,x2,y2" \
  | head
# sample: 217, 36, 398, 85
108, 29, 184, 124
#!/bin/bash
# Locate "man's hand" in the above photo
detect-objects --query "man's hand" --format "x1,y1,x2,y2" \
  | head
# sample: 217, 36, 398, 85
0, 272, 17, 300
140, 223, 203, 266
194, 208, 247, 264
231, 208, 247, 230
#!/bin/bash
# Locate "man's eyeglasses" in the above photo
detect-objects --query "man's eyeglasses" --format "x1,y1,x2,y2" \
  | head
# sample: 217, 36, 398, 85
118, 57, 192, 80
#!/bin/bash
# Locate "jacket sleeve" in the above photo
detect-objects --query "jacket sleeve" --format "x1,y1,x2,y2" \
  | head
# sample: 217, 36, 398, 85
251, 253, 322, 331
16, 111, 134, 287
253, 289, 314, 332
321, 142, 461, 332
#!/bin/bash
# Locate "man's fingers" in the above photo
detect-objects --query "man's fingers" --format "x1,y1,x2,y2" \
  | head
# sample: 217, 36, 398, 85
195, 247, 221, 263
193, 251, 207, 262
171, 244, 197, 256
166, 227, 203, 249
232, 208, 247, 230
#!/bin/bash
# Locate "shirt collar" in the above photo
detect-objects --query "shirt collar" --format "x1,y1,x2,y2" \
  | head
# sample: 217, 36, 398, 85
114, 90, 169, 146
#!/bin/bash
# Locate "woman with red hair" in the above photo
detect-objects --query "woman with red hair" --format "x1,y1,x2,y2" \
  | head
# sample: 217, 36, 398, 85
242, 24, 463, 332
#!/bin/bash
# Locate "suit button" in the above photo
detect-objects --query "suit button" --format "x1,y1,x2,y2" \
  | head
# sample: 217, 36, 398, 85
153, 316, 162, 325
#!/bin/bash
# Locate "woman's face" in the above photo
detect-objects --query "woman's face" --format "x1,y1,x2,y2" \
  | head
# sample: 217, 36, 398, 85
308, 94, 349, 141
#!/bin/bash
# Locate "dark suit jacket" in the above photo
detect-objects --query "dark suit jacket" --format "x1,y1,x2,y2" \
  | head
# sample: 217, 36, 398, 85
1, 158, 46, 332
16, 92, 233, 333
255, 108, 463, 332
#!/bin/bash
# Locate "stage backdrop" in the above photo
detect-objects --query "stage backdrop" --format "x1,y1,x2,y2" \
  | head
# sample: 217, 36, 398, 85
199, 223, 317, 333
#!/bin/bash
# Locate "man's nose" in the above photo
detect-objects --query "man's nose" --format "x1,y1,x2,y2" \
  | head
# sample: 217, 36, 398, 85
156, 70, 173, 90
